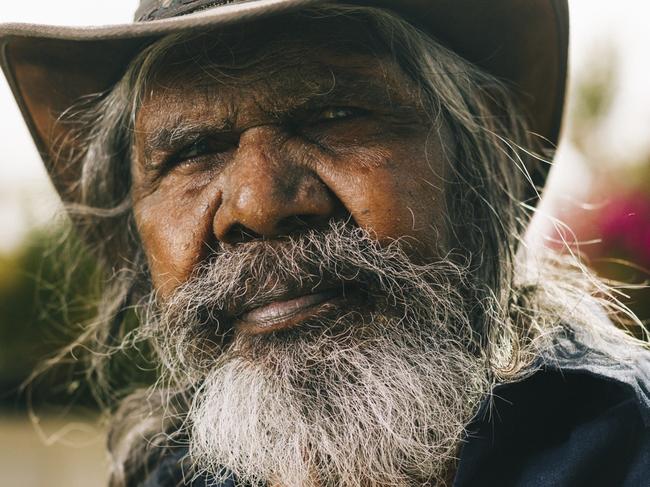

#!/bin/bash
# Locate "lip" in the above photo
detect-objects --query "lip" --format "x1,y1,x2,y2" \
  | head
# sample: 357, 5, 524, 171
234, 288, 342, 335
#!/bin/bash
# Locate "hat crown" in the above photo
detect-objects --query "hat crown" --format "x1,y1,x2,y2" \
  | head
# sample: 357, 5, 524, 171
135, 0, 239, 22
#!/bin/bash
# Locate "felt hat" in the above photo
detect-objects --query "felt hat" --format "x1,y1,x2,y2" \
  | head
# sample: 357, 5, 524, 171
0, 0, 569, 202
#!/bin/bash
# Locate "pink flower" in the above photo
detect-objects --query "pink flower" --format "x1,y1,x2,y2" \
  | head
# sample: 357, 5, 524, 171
598, 192, 650, 267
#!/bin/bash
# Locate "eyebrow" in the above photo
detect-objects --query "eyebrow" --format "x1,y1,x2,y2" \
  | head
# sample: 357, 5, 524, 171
144, 119, 233, 156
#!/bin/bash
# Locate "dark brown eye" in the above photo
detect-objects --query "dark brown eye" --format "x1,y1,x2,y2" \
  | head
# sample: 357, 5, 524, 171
174, 135, 238, 165
177, 138, 213, 161
315, 107, 367, 123
320, 107, 355, 120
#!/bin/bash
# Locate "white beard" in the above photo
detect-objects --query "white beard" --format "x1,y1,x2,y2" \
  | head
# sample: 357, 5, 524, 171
187, 312, 490, 486
144, 222, 495, 486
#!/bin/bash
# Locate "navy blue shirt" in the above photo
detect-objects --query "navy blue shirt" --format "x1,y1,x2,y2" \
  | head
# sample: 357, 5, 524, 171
142, 326, 650, 486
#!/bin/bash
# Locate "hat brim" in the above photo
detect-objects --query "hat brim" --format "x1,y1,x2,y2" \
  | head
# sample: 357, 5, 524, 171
0, 0, 568, 202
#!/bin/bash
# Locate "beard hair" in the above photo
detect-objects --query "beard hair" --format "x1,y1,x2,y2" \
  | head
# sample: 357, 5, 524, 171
140, 221, 495, 486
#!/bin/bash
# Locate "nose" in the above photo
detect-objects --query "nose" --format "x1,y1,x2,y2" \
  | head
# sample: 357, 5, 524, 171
213, 126, 338, 243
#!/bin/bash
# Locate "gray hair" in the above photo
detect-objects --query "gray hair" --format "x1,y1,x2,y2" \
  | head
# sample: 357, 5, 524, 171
43, 4, 646, 486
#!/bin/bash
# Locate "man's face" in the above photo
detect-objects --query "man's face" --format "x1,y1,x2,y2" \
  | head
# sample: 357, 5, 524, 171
131, 25, 451, 302
126, 21, 490, 486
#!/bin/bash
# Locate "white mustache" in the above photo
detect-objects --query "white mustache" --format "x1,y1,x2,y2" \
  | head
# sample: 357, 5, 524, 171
146, 220, 473, 355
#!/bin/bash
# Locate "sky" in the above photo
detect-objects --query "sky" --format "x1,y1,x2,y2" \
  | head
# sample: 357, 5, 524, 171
1, 0, 649, 251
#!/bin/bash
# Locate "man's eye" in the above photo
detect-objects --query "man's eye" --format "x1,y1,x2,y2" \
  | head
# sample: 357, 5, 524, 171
177, 138, 215, 161
174, 136, 237, 164
316, 107, 365, 122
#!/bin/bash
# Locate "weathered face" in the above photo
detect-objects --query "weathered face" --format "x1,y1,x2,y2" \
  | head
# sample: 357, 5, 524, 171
131, 23, 452, 335
125, 20, 498, 486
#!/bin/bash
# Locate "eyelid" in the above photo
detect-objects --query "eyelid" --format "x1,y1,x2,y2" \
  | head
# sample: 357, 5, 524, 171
158, 133, 238, 173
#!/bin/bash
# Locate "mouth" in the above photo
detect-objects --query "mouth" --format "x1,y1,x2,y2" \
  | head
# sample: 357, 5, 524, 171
234, 287, 346, 335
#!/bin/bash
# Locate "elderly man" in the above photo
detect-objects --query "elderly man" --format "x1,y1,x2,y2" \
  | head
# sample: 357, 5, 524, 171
1, 1, 649, 486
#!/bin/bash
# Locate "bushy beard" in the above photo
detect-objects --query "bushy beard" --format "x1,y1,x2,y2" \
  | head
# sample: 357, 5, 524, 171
141, 221, 495, 486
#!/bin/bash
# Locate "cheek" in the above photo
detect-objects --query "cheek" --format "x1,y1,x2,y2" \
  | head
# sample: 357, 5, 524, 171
320, 144, 447, 257
133, 180, 220, 297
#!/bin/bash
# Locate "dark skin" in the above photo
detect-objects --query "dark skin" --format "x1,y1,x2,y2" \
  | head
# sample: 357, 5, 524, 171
131, 28, 453, 330
130, 24, 459, 485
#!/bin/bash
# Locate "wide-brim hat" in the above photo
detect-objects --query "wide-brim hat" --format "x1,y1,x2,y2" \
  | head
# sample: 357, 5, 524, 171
0, 0, 569, 203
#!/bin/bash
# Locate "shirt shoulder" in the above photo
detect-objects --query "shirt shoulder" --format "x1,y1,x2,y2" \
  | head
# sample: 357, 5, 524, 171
550, 320, 650, 426
454, 345, 650, 487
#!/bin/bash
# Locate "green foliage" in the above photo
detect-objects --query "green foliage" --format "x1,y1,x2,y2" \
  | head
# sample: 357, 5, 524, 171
0, 221, 158, 411
0, 225, 98, 407
574, 58, 616, 125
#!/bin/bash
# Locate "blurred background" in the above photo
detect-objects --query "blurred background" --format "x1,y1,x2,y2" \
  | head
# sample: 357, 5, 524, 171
1, 1, 649, 485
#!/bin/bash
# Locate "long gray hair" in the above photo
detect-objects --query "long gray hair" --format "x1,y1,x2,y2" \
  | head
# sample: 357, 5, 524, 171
44, 4, 645, 486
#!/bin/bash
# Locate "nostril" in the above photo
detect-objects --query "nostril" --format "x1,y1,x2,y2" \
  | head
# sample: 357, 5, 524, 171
222, 223, 263, 244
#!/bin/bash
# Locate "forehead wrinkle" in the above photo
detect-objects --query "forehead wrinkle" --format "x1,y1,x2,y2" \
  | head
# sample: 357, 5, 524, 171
205, 61, 415, 112
136, 80, 235, 150
154, 39, 404, 98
